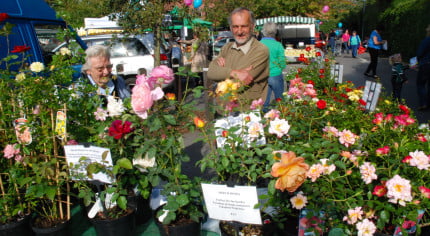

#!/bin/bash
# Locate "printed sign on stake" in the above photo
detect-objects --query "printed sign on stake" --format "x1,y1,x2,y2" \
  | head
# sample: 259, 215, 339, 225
64, 145, 114, 184
14, 117, 32, 145
55, 110, 67, 140
362, 80, 381, 112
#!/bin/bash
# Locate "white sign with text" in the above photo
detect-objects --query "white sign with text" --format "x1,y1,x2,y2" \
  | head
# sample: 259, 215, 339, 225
201, 183, 262, 225
64, 145, 114, 184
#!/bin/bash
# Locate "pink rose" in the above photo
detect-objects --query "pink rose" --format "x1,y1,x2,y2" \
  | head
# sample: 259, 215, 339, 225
149, 65, 175, 86
131, 83, 164, 119
3, 144, 20, 159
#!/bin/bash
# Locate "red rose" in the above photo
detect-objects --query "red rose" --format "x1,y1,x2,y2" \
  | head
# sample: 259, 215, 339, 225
0, 13, 9, 22
299, 54, 305, 58
11, 45, 31, 53
358, 99, 367, 106
305, 46, 311, 52
319, 69, 325, 74
319, 74, 325, 78
345, 88, 352, 92
275, 98, 282, 102
307, 80, 315, 85
316, 100, 327, 109
315, 51, 321, 57
398, 104, 410, 114
372, 185, 387, 197
108, 120, 133, 139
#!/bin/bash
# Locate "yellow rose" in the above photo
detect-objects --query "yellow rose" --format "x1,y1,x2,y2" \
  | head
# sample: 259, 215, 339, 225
271, 151, 309, 192
215, 80, 229, 95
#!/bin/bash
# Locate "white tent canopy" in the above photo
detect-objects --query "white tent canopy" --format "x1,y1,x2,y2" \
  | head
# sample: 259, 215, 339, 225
256, 16, 316, 26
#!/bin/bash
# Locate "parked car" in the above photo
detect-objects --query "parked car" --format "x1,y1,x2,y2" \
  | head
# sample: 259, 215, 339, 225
211, 37, 235, 57
54, 34, 172, 89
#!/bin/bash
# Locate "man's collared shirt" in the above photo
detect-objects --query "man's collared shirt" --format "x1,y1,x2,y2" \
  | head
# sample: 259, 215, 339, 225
87, 75, 115, 97
231, 38, 253, 55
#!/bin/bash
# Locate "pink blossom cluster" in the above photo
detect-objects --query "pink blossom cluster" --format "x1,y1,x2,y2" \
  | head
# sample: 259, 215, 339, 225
287, 77, 317, 99
307, 158, 336, 182
3, 144, 23, 162
322, 126, 358, 147
372, 112, 415, 128
131, 65, 174, 119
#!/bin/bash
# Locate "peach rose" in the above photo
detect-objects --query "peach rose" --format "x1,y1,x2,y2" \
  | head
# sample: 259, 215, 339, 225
271, 151, 309, 192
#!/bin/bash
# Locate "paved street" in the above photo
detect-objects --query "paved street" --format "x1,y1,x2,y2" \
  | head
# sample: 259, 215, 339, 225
330, 52, 430, 124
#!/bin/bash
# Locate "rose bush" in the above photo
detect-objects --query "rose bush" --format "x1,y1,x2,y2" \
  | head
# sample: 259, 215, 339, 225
196, 52, 430, 235
0, 18, 84, 227
67, 65, 205, 224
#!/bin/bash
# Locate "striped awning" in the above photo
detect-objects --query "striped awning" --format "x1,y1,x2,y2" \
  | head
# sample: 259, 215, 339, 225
256, 16, 316, 26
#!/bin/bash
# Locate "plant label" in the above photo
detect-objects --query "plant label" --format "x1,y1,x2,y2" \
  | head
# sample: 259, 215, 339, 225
201, 183, 262, 225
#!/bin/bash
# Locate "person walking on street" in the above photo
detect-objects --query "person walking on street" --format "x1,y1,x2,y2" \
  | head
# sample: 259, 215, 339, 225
416, 24, 430, 110
341, 29, 350, 55
207, 7, 269, 104
349, 30, 361, 58
364, 25, 386, 78
260, 22, 286, 112
327, 29, 337, 54
389, 53, 409, 102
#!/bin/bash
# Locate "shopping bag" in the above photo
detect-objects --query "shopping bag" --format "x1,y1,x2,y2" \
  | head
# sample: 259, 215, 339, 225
358, 45, 366, 55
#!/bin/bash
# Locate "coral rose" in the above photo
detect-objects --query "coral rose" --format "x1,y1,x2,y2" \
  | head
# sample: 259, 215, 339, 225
271, 151, 309, 192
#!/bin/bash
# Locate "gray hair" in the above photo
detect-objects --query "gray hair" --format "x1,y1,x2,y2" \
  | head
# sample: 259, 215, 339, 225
81, 45, 111, 72
262, 22, 277, 38
228, 7, 256, 27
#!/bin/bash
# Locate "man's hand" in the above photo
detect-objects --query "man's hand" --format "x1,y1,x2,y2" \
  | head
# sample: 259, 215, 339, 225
230, 65, 253, 85
216, 57, 226, 67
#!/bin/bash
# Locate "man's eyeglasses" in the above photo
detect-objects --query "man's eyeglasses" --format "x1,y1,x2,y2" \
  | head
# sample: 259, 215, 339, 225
94, 64, 113, 72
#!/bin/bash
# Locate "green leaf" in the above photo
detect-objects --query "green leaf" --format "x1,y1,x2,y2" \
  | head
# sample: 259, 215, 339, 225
117, 196, 127, 210
117, 158, 133, 169
176, 194, 190, 207
163, 114, 177, 125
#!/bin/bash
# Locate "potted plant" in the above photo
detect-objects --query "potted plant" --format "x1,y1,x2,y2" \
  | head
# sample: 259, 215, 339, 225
0, 18, 86, 234
66, 65, 206, 235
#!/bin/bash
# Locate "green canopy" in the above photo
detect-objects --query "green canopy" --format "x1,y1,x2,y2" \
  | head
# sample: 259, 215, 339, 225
191, 18, 212, 27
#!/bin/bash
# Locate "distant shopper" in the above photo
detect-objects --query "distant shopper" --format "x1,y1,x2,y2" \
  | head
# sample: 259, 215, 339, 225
260, 22, 286, 112
327, 29, 337, 54
388, 53, 409, 102
180, 32, 208, 86
349, 30, 361, 58
341, 29, 350, 55
80, 45, 130, 101
364, 25, 386, 78
416, 24, 430, 110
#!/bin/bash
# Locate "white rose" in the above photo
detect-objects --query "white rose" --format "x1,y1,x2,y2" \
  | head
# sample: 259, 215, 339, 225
30, 62, 45, 73
107, 96, 125, 117
133, 153, 156, 172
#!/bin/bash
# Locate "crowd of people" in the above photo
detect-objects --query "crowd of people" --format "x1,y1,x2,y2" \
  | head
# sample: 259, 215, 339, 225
77, 7, 430, 117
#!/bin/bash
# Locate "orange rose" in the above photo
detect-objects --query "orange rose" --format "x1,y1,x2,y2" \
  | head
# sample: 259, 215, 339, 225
193, 117, 205, 128
271, 151, 309, 192
166, 93, 176, 100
